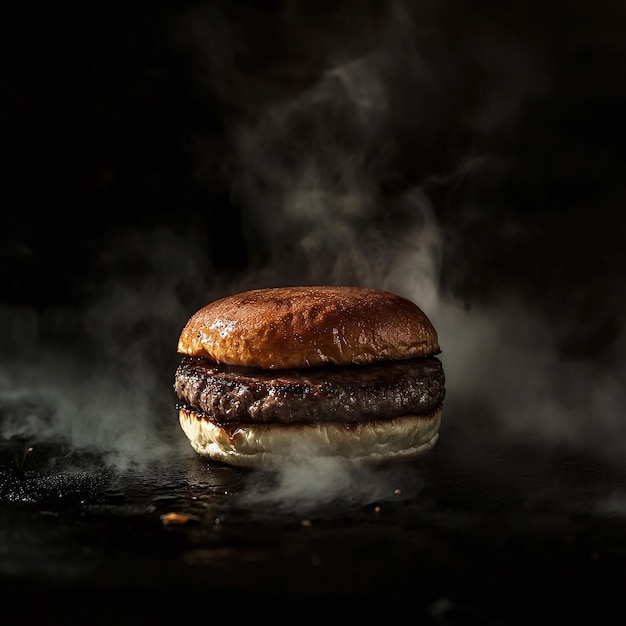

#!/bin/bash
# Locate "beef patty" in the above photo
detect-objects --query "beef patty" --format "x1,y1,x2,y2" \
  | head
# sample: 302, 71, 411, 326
174, 355, 445, 425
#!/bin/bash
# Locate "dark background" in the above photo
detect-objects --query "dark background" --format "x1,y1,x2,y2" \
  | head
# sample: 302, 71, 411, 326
1, 1, 626, 622
3, 0, 625, 316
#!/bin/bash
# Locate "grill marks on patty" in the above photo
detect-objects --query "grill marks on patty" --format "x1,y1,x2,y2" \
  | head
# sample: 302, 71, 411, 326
174, 355, 445, 425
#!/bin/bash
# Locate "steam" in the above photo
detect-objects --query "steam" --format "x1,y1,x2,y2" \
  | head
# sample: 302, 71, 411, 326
236, 457, 424, 516
228, 45, 444, 299
0, 228, 206, 469
437, 297, 626, 459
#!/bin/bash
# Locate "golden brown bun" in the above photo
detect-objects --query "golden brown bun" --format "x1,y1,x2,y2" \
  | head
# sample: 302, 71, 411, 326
177, 286, 440, 369
178, 407, 442, 469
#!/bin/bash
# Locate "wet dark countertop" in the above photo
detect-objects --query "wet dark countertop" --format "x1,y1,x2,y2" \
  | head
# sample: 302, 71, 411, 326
1, 425, 625, 624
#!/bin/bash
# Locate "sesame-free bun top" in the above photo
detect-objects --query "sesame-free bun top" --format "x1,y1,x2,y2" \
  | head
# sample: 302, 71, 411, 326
177, 286, 440, 370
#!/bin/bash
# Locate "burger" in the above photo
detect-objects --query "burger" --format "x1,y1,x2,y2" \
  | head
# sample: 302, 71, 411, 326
173, 285, 445, 469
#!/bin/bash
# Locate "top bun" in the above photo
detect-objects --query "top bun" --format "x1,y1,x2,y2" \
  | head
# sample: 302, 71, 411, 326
177, 286, 440, 369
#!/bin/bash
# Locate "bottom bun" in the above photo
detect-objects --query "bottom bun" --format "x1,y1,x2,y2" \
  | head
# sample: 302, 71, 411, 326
178, 408, 442, 469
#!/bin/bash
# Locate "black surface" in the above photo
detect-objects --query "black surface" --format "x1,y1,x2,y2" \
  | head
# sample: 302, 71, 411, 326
1, 429, 625, 624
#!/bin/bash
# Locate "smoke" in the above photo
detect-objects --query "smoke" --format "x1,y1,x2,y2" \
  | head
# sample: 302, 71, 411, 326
437, 296, 626, 459
235, 456, 425, 517
0, 227, 207, 469
221, 15, 448, 302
